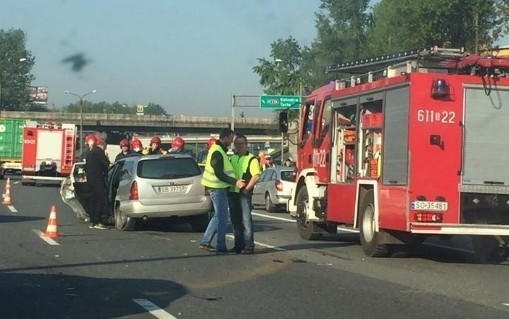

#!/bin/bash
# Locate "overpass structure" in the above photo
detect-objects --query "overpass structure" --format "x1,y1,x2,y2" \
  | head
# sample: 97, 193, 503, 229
0, 111, 276, 135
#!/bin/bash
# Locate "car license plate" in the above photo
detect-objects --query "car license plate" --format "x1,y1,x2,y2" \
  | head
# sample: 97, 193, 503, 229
159, 185, 187, 193
411, 201, 448, 211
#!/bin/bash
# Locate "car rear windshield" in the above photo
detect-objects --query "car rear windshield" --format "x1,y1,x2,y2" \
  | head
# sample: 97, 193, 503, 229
280, 170, 295, 182
138, 157, 202, 179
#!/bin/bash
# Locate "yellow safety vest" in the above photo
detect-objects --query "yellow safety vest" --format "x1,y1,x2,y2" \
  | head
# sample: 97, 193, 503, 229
201, 144, 235, 189
230, 153, 258, 192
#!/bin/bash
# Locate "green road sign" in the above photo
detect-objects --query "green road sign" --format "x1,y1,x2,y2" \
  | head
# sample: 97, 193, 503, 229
260, 95, 301, 109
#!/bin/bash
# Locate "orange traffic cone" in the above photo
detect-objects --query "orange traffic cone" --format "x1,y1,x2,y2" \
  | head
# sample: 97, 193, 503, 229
2, 178, 12, 205
44, 205, 59, 238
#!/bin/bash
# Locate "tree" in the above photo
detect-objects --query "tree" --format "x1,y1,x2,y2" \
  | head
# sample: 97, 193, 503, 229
253, 36, 304, 96
143, 102, 168, 116
367, 0, 509, 54
0, 28, 35, 110
306, 0, 373, 87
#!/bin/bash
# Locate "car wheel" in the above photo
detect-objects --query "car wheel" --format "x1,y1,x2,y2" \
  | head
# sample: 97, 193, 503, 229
359, 189, 389, 257
114, 206, 135, 231
295, 187, 321, 240
188, 213, 209, 232
265, 193, 275, 213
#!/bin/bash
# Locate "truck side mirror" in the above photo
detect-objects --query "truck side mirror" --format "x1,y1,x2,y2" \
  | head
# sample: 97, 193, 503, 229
279, 112, 288, 133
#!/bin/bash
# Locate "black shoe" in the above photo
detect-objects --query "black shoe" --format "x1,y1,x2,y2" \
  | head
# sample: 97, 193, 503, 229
241, 249, 254, 255
216, 250, 228, 255
199, 243, 216, 252
228, 248, 241, 254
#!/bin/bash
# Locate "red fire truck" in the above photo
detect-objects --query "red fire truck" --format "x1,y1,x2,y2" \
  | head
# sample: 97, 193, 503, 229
286, 47, 509, 262
21, 122, 77, 186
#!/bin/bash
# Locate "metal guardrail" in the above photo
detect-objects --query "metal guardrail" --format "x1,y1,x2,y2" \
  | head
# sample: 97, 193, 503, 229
0, 111, 275, 126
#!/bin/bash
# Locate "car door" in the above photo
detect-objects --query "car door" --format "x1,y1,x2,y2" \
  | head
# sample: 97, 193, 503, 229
252, 169, 269, 205
107, 160, 125, 215
253, 169, 274, 205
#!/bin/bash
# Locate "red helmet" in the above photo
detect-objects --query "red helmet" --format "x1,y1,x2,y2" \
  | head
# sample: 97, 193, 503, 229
85, 134, 97, 145
131, 138, 143, 149
150, 135, 161, 145
96, 136, 105, 146
120, 138, 129, 147
172, 136, 185, 151
206, 137, 216, 150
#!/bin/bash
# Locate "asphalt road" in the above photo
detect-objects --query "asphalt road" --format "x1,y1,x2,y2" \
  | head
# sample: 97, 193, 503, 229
0, 175, 508, 319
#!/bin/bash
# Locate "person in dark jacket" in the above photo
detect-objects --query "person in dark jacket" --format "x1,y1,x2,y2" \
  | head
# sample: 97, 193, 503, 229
143, 135, 167, 155
115, 138, 137, 162
85, 136, 111, 229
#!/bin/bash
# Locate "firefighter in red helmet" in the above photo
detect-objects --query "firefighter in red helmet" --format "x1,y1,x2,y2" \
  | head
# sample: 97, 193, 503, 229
80, 133, 98, 161
206, 137, 216, 150
144, 135, 167, 155
115, 138, 137, 162
197, 137, 216, 164
131, 138, 144, 155
170, 136, 185, 153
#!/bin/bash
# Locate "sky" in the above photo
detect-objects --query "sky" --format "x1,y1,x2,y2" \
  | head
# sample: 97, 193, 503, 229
0, 0, 323, 118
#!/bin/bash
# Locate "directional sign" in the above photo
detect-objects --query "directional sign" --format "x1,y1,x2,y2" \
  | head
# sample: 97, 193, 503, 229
260, 95, 301, 109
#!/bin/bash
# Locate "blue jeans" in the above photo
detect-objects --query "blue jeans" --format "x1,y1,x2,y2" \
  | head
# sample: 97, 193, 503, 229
228, 192, 254, 251
201, 188, 229, 251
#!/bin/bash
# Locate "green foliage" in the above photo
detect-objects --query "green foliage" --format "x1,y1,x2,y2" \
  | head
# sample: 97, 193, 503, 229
252, 36, 304, 96
0, 28, 36, 110
254, 0, 509, 99
367, 0, 508, 54
62, 101, 168, 116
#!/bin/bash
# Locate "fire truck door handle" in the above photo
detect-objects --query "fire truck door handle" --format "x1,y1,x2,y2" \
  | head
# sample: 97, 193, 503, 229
430, 135, 444, 150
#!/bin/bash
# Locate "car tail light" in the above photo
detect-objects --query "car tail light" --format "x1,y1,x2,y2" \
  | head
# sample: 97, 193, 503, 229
275, 180, 283, 192
129, 181, 139, 200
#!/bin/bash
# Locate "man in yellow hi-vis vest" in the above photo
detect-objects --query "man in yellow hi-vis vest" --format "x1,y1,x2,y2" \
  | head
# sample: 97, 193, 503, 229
229, 134, 261, 254
200, 128, 245, 254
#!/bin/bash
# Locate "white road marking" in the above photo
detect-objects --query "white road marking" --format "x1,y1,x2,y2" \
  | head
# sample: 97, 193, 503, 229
226, 234, 286, 251
133, 299, 177, 319
32, 229, 60, 245
7, 205, 17, 213
502, 303, 509, 307
252, 212, 359, 233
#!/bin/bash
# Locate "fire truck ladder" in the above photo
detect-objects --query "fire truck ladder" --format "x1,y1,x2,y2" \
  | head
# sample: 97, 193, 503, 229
326, 46, 466, 74
63, 127, 75, 170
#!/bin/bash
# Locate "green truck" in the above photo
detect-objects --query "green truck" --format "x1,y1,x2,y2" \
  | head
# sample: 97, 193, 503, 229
0, 118, 26, 179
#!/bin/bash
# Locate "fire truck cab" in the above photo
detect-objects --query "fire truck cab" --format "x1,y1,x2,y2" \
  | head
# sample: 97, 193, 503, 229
288, 47, 509, 262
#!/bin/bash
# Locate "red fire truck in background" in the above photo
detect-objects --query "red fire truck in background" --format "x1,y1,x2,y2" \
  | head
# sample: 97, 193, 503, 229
286, 47, 509, 262
21, 122, 77, 186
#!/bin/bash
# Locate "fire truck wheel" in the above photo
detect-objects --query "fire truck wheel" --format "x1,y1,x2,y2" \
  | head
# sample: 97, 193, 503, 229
359, 189, 389, 257
295, 186, 321, 240
114, 206, 136, 231
471, 236, 508, 264
265, 193, 275, 213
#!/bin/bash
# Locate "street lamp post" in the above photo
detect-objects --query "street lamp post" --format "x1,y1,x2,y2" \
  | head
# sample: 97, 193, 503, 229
64, 89, 98, 157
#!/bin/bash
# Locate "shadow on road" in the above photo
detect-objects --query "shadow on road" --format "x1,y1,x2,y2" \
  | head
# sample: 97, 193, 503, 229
0, 272, 186, 319
0, 215, 45, 223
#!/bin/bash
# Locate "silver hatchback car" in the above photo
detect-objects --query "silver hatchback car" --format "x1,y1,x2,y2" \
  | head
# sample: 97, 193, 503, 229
252, 165, 296, 212
108, 154, 212, 231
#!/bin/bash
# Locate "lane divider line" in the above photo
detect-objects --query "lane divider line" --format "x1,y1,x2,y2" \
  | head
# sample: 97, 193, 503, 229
7, 205, 17, 213
503, 303, 509, 307
252, 212, 359, 233
133, 299, 178, 319
225, 234, 286, 251
32, 229, 59, 246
